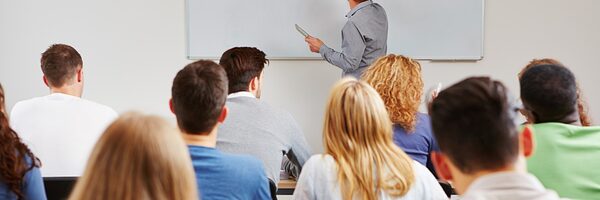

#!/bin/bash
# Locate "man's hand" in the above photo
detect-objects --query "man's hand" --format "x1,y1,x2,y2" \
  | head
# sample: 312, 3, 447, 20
305, 36, 324, 53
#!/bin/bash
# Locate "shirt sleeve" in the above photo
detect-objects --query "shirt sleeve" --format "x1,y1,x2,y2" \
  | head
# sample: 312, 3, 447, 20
320, 21, 366, 72
283, 114, 312, 177
23, 166, 47, 200
292, 157, 318, 200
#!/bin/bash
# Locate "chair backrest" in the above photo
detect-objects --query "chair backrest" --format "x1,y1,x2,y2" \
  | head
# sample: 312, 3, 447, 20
268, 178, 278, 200
43, 177, 77, 200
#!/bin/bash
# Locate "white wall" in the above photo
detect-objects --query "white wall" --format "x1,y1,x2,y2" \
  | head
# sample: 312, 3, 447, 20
1, 0, 598, 154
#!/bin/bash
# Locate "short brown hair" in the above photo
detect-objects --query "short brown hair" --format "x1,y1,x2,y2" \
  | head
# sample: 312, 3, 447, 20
40, 44, 83, 87
429, 77, 519, 174
219, 47, 268, 94
171, 60, 228, 134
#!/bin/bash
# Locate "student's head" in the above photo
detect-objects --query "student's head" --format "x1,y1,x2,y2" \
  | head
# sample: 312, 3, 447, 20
170, 60, 228, 135
520, 64, 579, 124
40, 44, 84, 94
324, 78, 415, 200
362, 54, 424, 132
429, 77, 533, 194
0, 83, 40, 200
219, 47, 268, 98
519, 59, 591, 126
69, 112, 198, 200
518, 58, 564, 78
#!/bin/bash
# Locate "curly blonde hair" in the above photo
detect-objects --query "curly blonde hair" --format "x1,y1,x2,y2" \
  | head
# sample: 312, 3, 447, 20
362, 54, 424, 132
519, 58, 592, 126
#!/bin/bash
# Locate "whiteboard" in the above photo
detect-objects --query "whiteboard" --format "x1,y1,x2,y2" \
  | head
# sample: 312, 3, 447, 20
187, 0, 484, 60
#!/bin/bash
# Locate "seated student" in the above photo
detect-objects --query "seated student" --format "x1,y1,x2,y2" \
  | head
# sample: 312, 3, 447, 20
216, 47, 312, 182
10, 44, 117, 176
170, 60, 271, 199
429, 77, 560, 200
362, 54, 439, 168
520, 64, 600, 199
518, 58, 592, 126
0, 83, 46, 200
69, 112, 198, 200
293, 78, 446, 200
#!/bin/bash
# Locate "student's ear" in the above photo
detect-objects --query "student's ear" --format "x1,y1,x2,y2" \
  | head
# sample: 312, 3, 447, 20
431, 152, 453, 181
169, 99, 175, 114
76, 67, 83, 83
43, 76, 49, 87
521, 126, 534, 158
217, 106, 228, 123
520, 108, 536, 124
249, 76, 258, 91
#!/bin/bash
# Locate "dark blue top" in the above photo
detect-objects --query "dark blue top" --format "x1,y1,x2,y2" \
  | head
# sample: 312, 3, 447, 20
0, 156, 46, 200
188, 145, 271, 200
393, 113, 439, 167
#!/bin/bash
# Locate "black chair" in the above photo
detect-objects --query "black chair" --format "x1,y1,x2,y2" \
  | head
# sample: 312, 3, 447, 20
268, 178, 278, 200
43, 177, 78, 200
439, 180, 456, 198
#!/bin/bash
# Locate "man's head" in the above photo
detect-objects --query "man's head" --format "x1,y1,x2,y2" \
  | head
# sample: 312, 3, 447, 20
218, 47, 268, 98
170, 60, 228, 134
520, 65, 578, 124
429, 77, 533, 194
40, 44, 84, 92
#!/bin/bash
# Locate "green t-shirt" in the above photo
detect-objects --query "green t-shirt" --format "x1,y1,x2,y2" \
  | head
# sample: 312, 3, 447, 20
527, 123, 600, 199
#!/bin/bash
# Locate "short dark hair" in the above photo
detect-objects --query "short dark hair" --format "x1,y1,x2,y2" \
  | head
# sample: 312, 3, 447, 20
171, 60, 228, 134
40, 44, 83, 87
429, 77, 519, 174
219, 47, 268, 94
520, 65, 577, 123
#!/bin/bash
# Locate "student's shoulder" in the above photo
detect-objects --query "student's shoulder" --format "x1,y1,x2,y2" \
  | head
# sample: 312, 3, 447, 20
303, 154, 336, 171
11, 96, 44, 110
221, 152, 265, 170
530, 122, 600, 136
411, 161, 447, 193
10, 97, 46, 119
79, 98, 117, 116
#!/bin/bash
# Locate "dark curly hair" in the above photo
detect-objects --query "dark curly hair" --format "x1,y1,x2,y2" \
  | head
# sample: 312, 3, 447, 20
0, 83, 41, 200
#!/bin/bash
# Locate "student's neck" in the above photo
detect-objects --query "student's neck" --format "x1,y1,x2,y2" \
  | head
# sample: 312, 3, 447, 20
182, 129, 218, 148
349, 1, 359, 10
50, 85, 82, 97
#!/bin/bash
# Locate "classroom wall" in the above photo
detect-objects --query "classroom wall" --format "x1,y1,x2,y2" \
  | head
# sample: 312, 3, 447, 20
1, 0, 598, 153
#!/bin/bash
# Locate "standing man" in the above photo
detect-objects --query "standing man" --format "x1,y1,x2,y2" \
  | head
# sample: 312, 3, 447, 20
305, 0, 388, 78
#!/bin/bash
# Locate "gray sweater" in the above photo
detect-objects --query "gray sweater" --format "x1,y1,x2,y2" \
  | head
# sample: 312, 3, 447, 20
216, 96, 312, 183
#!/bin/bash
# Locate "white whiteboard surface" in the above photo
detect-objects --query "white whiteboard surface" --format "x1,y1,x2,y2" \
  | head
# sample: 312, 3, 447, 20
187, 0, 484, 60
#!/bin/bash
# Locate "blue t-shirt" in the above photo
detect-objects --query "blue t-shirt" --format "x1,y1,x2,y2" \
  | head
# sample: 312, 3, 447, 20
0, 155, 46, 200
392, 113, 439, 166
188, 145, 271, 200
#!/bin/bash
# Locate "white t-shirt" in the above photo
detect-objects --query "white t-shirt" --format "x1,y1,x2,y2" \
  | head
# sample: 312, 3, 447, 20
294, 154, 448, 200
10, 93, 118, 177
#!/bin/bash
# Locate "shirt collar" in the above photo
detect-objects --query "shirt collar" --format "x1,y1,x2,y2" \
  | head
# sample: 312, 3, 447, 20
464, 171, 547, 194
227, 91, 256, 99
47, 92, 80, 100
346, 0, 373, 18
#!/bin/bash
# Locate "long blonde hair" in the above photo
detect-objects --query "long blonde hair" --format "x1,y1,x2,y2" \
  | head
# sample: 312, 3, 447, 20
362, 54, 424, 132
324, 78, 415, 200
69, 112, 198, 200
